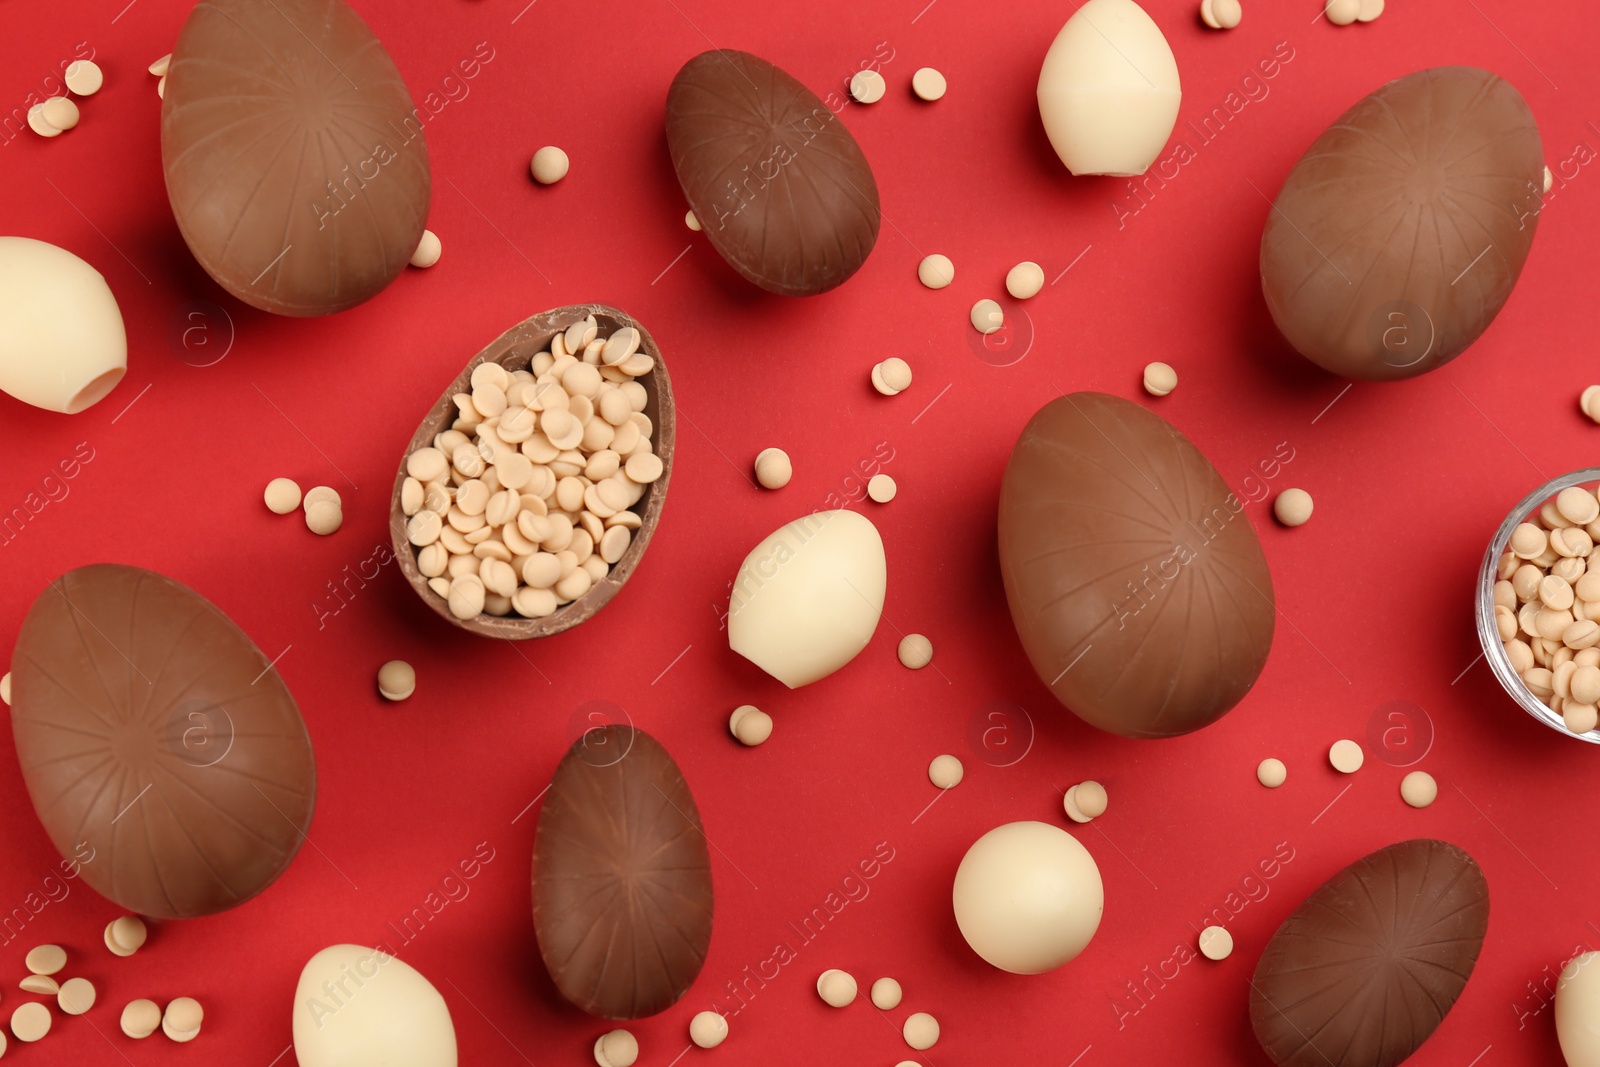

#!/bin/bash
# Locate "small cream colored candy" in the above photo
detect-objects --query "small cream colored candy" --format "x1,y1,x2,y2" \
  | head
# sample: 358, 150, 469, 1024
11, 1002, 50, 1042
1357, 0, 1384, 19
816, 969, 857, 1007
1073, 780, 1108, 818
1257, 757, 1287, 788
871, 977, 902, 1010
1543, 574, 1577, 610
688, 1011, 727, 1049
1006, 261, 1045, 300
19, 975, 57, 995
897, 633, 933, 670
305, 501, 342, 535
849, 69, 886, 104
25, 944, 66, 976
911, 67, 946, 101
410, 229, 442, 268
918, 254, 954, 289
41, 96, 80, 132
1566, 702, 1600, 735
107, 914, 148, 956
305, 485, 341, 510
729, 705, 772, 746
58, 976, 96, 1015
594, 1028, 639, 1067
1559, 485, 1600, 525
1572, 664, 1600, 705
531, 145, 569, 184
162, 997, 203, 1042
1400, 770, 1438, 808
1198, 926, 1234, 960
903, 1012, 939, 1050
970, 299, 1003, 334
867, 474, 897, 503
877, 357, 913, 394
149, 54, 171, 76
1581, 385, 1600, 423
27, 103, 61, 138
264, 477, 303, 514
121, 999, 161, 1040
65, 60, 104, 96
448, 574, 486, 619
1510, 521, 1548, 558
1325, 0, 1360, 24
1274, 488, 1313, 527
685, 210, 701, 232
754, 447, 791, 489
601, 328, 641, 368
928, 754, 964, 788
378, 660, 416, 701
1142, 361, 1178, 397
624, 452, 663, 484
1, 672, 10, 706
1329, 739, 1364, 773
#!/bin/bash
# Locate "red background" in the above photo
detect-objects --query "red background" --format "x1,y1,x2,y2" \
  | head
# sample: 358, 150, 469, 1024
2, 0, 1597, 1063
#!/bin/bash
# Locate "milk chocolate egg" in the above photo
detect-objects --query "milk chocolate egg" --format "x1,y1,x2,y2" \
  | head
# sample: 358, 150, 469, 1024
161, 0, 431, 316
998, 393, 1274, 738
1250, 839, 1488, 1067
666, 50, 880, 296
11, 565, 315, 919
1261, 67, 1542, 380
533, 726, 712, 1019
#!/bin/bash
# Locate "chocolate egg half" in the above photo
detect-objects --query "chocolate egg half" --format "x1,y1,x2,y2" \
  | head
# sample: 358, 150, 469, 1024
1261, 67, 1542, 381
533, 726, 712, 1019
998, 393, 1274, 738
1251, 839, 1489, 1067
11, 565, 315, 919
161, 0, 431, 316
666, 50, 880, 296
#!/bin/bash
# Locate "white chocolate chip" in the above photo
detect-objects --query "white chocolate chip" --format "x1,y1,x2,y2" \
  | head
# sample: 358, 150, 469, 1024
903, 1012, 940, 1051
58, 976, 96, 1015
1005, 261, 1045, 300
25, 944, 66, 975
911, 67, 946, 101
1073, 780, 1108, 818
689, 1011, 727, 1049
594, 1029, 639, 1067
121, 999, 161, 1040
410, 229, 442, 268
849, 69, 886, 104
1273, 488, 1313, 527
19, 975, 57, 995
162, 997, 203, 1042
867, 474, 897, 503
148, 54, 171, 76
11, 1002, 50, 1042
928, 754, 964, 788
729, 705, 773, 746
1400, 770, 1437, 808
970, 298, 1003, 334
108, 914, 148, 955
898, 633, 933, 669
41, 96, 80, 132
1143, 361, 1177, 397
1325, 0, 1360, 25
917, 254, 954, 289
871, 977, 903, 1010
378, 660, 415, 701
1328, 739, 1364, 773
1198, 926, 1234, 960
685, 210, 701, 232
816, 968, 857, 1007
1256, 758, 1286, 788
754, 448, 791, 489
531, 146, 569, 184
65, 60, 104, 96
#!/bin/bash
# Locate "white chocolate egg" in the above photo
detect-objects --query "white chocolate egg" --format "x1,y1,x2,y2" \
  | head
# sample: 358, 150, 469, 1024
953, 821, 1103, 973
293, 945, 457, 1067
1036, 0, 1181, 176
0, 237, 127, 414
1557, 951, 1600, 1066
728, 510, 885, 687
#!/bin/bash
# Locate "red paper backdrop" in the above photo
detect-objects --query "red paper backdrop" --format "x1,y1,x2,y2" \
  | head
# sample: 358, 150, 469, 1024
2, 0, 1597, 1063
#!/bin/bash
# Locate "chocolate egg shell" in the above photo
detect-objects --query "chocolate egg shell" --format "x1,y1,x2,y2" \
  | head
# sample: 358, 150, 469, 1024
666, 50, 881, 296
11, 565, 315, 919
997, 392, 1274, 738
533, 726, 712, 1019
1250, 839, 1488, 1067
161, 0, 431, 316
1261, 67, 1542, 381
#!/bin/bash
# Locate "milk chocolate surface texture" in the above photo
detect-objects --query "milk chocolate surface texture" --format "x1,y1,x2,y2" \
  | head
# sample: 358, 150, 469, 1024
998, 393, 1274, 738
1261, 66, 1542, 381
666, 50, 881, 296
533, 726, 713, 1019
161, 0, 431, 316
1251, 839, 1489, 1067
11, 565, 315, 919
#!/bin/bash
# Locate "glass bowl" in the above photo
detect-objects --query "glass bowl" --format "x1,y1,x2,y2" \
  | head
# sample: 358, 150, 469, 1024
1476, 466, 1600, 743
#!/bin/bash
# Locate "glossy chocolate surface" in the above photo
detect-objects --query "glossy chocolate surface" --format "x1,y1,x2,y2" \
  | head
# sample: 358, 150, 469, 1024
998, 392, 1274, 738
1262, 67, 1542, 381
11, 564, 315, 919
532, 726, 712, 1019
666, 50, 880, 296
161, 0, 431, 316
1251, 839, 1489, 1067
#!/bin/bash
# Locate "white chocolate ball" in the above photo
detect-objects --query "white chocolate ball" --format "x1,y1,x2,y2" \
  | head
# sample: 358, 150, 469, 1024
917, 254, 954, 289
1274, 488, 1314, 527
688, 1011, 727, 1049
409, 229, 442, 268
952, 821, 1103, 973
1006, 261, 1045, 300
754, 447, 791, 489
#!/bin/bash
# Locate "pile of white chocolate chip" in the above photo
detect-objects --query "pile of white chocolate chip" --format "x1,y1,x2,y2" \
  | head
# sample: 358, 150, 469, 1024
1494, 484, 1600, 733
402, 316, 661, 621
